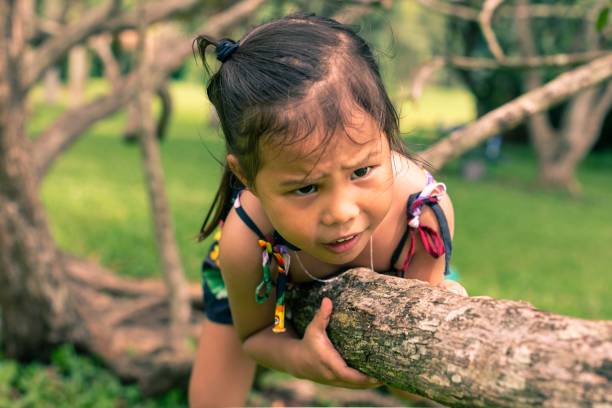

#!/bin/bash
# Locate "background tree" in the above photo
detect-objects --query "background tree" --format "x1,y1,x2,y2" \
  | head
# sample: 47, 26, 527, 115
421, 0, 612, 193
0, 0, 264, 393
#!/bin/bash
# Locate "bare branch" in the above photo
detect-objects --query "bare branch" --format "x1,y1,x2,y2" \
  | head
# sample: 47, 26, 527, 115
88, 33, 122, 88
421, 53, 612, 169
134, 0, 190, 339
33, 0, 265, 180
479, 0, 505, 61
418, 0, 595, 21
22, 0, 121, 91
515, 0, 557, 159
592, 81, 612, 124
22, 0, 204, 91
445, 51, 609, 70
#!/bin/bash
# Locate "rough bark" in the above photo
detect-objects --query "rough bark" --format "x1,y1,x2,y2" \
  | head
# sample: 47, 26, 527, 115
289, 268, 612, 407
0, 1, 78, 358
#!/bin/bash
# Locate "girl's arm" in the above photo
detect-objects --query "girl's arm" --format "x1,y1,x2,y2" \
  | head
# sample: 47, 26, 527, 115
218, 191, 379, 388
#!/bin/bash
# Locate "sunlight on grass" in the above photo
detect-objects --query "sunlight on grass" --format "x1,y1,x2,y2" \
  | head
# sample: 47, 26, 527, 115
399, 86, 476, 132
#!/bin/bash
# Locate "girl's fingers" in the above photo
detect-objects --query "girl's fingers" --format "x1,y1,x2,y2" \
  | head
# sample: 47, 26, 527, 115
310, 297, 333, 332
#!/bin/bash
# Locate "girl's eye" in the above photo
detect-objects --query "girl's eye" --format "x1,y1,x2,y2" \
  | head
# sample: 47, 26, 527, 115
294, 184, 317, 196
351, 166, 372, 180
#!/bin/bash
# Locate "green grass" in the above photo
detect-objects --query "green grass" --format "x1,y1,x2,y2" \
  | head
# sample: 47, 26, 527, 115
7, 80, 610, 405
34, 81, 610, 319
440, 147, 612, 319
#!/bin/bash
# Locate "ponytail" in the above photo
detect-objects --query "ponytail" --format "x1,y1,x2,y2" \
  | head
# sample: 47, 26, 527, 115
198, 164, 242, 241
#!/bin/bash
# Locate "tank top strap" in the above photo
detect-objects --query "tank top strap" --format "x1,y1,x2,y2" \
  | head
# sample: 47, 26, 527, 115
389, 174, 453, 276
233, 191, 267, 241
232, 191, 293, 334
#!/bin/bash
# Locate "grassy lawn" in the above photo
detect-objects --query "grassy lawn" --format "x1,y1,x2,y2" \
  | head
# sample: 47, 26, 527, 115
6, 80, 609, 405
34, 81, 611, 320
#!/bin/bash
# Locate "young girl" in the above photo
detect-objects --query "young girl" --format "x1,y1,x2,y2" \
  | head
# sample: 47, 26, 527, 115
188, 14, 466, 407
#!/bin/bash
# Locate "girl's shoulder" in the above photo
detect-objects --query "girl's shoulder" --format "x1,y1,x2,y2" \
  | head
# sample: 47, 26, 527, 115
217, 190, 273, 269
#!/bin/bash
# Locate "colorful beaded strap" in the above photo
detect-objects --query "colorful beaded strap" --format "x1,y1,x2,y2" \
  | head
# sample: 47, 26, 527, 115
256, 239, 290, 333
233, 193, 289, 333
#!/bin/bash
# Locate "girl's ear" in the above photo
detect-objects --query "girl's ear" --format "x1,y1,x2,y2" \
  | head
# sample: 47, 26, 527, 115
226, 154, 250, 189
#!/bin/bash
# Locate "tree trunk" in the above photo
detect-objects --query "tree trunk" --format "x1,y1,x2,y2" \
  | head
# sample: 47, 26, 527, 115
0, 4, 77, 357
515, 0, 611, 194
289, 269, 612, 407
0, 0, 262, 394
134, 4, 190, 343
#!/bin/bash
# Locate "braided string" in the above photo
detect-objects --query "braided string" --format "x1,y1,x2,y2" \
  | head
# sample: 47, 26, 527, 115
255, 238, 290, 333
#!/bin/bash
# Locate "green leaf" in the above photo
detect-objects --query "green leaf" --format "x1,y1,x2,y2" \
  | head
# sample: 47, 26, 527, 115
596, 7, 609, 32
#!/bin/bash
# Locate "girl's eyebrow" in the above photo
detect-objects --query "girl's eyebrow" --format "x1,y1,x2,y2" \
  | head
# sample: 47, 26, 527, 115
279, 149, 381, 187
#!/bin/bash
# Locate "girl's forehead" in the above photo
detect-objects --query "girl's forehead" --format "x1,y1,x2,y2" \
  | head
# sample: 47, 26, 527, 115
262, 108, 384, 159
259, 124, 387, 174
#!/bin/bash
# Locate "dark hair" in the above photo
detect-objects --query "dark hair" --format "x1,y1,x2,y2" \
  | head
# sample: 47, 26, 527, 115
194, 13, 411, 241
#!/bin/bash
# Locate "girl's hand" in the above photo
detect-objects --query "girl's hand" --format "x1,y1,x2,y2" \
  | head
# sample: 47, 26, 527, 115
295, 297, 382, 389
438, 279, 468, 296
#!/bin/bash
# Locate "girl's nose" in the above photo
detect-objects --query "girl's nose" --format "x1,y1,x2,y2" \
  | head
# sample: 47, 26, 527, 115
321, 195, 360, 226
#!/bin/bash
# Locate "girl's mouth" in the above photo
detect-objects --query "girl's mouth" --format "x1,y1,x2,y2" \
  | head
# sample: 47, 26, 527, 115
323, 233, 361, 253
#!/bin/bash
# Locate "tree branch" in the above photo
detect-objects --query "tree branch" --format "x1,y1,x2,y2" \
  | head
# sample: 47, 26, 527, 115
592, 80, 612, 125
445, 51, 608, 70
479, 0, 505, 61
418, 0, 594, 21
515, 0, 558, 161
421, 53, 612, 170
289, 269, 612, 407
88, 33, 122, 88
32, 0, 264, 181
22, 0, 121, 91
134, 0, 190, 341
21, 0, 205, 91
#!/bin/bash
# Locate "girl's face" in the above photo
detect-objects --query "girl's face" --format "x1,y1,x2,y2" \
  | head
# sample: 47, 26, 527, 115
253, 110, 395, 265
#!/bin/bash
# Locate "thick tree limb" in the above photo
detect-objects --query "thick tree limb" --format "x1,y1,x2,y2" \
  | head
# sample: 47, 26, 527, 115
289, 269, 612, 407
421, 53, 612, 169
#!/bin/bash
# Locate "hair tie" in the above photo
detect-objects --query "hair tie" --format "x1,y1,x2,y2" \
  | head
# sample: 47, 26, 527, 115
216, 39, 239, 63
